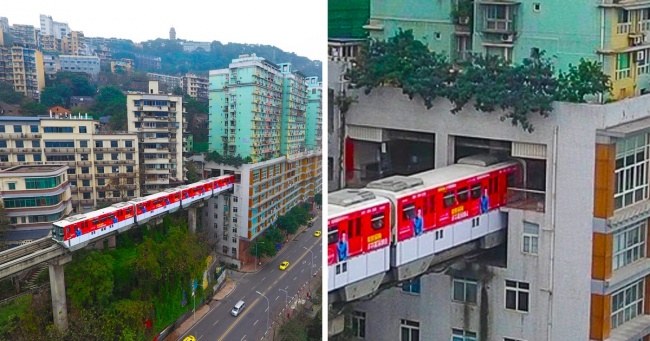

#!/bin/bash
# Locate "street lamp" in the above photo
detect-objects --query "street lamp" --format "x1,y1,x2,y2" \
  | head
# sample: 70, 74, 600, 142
279, 288, 289, 304
256, 290, 270, 334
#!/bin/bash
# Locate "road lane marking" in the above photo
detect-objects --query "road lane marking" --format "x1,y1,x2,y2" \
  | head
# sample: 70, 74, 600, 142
293, 277, 297, 281
217, 243, 316, 341
275, 295, 279, 300
213, 320, 219, 326
254, 319, 258, 326
241, 335, 246, 341
265, 307, 269, 312
285, 285, 289, 290
198, 335, 203, 341
261, 276, 266, 282
301, 269, 304, 273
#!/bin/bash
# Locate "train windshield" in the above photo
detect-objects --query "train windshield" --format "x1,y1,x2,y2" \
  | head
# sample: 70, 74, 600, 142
52, 224, 64, 241
371, 213, 385, 230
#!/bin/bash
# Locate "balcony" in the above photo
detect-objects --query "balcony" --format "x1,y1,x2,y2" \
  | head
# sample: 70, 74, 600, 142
505, 188, 546, 212
76, 173, 93, 179
77, 161, 92, 166
45, 147, 76, 153
76, 148, 91, 153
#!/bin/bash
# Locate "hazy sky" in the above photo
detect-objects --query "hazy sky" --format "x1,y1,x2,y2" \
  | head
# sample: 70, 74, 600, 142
3, 0, 326, 61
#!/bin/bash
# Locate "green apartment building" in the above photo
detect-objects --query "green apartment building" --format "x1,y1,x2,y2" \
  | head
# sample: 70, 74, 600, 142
305, 76, 322, 151
363, 0, 650, 100
279, 63, 308, 157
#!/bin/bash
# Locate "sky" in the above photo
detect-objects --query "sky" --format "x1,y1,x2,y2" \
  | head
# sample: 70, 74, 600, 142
3, 0, 326, 62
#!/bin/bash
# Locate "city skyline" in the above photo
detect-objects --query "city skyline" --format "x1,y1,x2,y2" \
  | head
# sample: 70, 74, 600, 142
4, 0, 325, 61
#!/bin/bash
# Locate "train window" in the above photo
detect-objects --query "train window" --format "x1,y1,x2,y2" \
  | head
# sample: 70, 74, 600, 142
347, 220, 354, 238
355, 218, 361, 236
93, 219, 98, 225
402, 203, 415, 221
493, 178, 499, 193
371, 213, 384, 230
443, 192, 456, 208
471, 184, 482, 200
457, 187, 469, 203
507, 173, 517, 187
328, 229, 338, 244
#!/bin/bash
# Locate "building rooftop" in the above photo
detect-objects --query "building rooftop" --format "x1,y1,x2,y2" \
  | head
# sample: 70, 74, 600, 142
0, 165, 67, 175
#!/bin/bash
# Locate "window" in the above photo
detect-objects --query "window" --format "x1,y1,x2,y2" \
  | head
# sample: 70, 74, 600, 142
83, 192, 91, 199
98, 191, 105, 198
470, 184, 482, 200
0, 126, 5, 133
13, 125, 21, 133
522, 222, 539, 255
613, 221, 646, 270
126, 153, 133, 160
81, 167, 89, 174
345, 311, 366, 338
0, 141, 6, 148
615, 134, 649, 209
485, 4, 513, 31
233, 196, 238, 202
7, 183, 15, 190
505, 280, 529, 312
402, 203, 415, 220
452, 329, 477, 341
328, 157, 333, 181
80, 140, 88, 148
111, 153, 118, 160
453, 277, 478, 303
15, 141, 23, 148
97, 166, 104, 173
127, 190, 134, 197
111, 140, 118, 148
79, 126, 87, 133
443, 192, 456, 208
113, 191, 119, 198
457, 187, 469, 203
371, 213, 385, 230
32, 140, 40, 148
17, 155, 25, 162
126, 166, 133, 173
400, 319, 420, 341
402, 277, 421, 294
231, 247, 236, 255
82, 180, 90, 187
612, 279, 644, 328
95, 140, 103, 148
616, 53, 631, 80
96, 154, 104, 161
97, 179, 105, 186
214, 214, 218, 219
125, 140, 133, 148
112, 166, 119, 173
33, 154, 41, 162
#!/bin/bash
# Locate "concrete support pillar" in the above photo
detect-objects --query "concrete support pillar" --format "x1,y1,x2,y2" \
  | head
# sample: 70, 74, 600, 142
48, 254, 72, 332
108, 235, 116, 249
188, 206, 197, 234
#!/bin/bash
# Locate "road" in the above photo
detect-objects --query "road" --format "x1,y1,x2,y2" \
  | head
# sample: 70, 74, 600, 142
179, 217, 322, 341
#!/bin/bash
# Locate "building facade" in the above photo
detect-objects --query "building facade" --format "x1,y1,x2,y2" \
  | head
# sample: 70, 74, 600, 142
0, 116, 140, 214
183, 73, 208, 102
332, 85, 650, 341
181, 41, 211, 52
147, 73, 182, 92
10, 24, 37, 47
305, 76, 323, 151
279, 63, 308, 156
39, 14, 70, 40
0, 165, 73, 245
362, 0, 650, 100
62, 31, 86, 56
126, 81, 185, 194
0, 45, 46, 102
59, 55, 100, 78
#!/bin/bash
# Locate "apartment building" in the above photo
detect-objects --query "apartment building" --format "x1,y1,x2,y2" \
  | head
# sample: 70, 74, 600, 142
0, 45, 46, 102
62, 31, 86, 56
0, 165, 72, 246
202, 151, 321, 267
39, 14, 70, 40
206, 55, 321, 266
360, 0, 650, 100
0, 116, 139, 215
10, 24, 37, 47
181, 41, 211, 52
40, 34, 61, 52
59, 55, 100, 78
126, 81, 185, 195
183, 73, 208, 102
279, 63, 308, 156
135, 54, 161, 71
147, 73, 182, 92
305, 76, 323, 151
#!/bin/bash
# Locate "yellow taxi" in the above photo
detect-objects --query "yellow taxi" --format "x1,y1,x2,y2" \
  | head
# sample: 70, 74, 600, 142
314, 230, 321, 237
279, 261, 290, 270
183, 336, 196, 341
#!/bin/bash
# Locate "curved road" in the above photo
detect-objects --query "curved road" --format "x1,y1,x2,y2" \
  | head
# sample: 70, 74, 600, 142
179, 217, 322, 341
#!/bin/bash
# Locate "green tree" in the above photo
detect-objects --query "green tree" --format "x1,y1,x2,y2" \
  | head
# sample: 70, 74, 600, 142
66, 251, 115, 309
0, 82, 25, 104
53, 72, 96, 96
93, 86, 126, 117
556, 58, 612, 103
278, 316, 308, 341
0, 202, 12, 240
186, 162, 201, 183
19, 101, 48, 116
40, 84, 73, 107
276, 215, 299, 235
265, 227, 284, 245
314, 193, 322, 206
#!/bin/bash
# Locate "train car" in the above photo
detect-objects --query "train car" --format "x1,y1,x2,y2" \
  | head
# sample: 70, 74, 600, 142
52, 202, 135, 251
207, 174, 236, 195
328, 190, 391, 294
178, 181, 210, 208
131, 189, 181, 225
365, 155, 520, 276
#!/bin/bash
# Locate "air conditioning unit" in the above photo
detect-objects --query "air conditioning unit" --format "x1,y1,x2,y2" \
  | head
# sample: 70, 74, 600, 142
501, 34, 515, 43
634, 36, 643, 46
636, 50, 646, 62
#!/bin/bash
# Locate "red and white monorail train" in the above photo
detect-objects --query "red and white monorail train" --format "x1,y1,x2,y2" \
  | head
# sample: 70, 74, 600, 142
51, 174, 235, 250
328, 155, 521, 293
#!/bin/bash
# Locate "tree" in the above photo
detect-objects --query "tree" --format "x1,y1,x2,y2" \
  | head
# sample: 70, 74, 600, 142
93, 86, 126, 117
19, 101, 48, 116
265, 228, 284, 245
0, 202, 12, 240
249, 239, 266, 259
186, 162, 201, 183
276, 215, 299, 235
314, 193, 322, 206
556, 58, 612, 103
40, 84, 73, 107
66, 251, 115, 309
278, 315, 308, 341
52, 72, 96, 97
0, 82, 25, 104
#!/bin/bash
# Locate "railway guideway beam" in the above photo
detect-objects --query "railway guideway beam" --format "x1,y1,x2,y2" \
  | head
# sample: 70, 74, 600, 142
49, 253, 72, 332
188, 206, 197, 234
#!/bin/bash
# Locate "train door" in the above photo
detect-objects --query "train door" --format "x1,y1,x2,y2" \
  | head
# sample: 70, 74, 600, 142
397, 199, 416, 241
346, 215, 362, 257
327, 224, 339, 264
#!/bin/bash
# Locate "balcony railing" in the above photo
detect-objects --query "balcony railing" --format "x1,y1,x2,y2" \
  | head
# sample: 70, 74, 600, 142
505, 188, 546, 212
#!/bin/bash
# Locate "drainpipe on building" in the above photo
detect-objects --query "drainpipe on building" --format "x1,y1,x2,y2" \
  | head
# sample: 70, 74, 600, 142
546, 125, 559, 341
